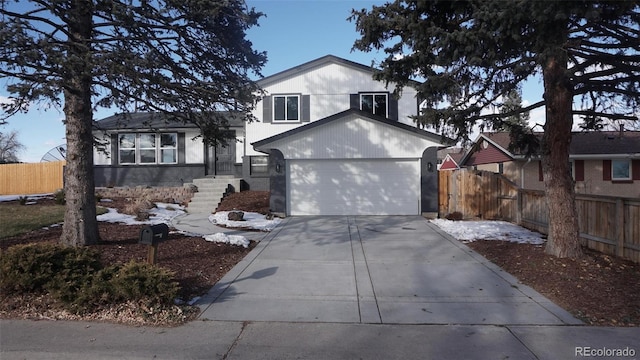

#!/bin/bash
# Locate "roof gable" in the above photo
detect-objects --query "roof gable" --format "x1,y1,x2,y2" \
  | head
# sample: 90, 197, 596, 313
440, 154, 460, 170
253, 109, 446, 159
257, 55, 377, 88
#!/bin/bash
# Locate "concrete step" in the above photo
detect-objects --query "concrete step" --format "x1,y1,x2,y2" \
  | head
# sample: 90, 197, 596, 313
186, 177, 242, 214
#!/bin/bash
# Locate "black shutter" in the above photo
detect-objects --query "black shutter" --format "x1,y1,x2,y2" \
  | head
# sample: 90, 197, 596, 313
302, 95, 311, 122
262, 96, 272, 123
603, 160, 612, 181
110, 133, 118, 166
388, 94, 398, 121
178, 133, 185, 164
350, 93, 359, 110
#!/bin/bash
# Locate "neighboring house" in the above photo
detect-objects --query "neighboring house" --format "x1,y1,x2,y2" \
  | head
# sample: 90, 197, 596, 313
93, 55, 448, 215
437, 148, 465, 171
459, 130, 640, 198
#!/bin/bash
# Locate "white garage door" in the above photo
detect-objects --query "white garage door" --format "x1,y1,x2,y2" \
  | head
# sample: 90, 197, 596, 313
288, 159, 420, 215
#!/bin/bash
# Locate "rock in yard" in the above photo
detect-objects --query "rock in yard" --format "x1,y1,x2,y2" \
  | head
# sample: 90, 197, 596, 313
228, 211, 245, 221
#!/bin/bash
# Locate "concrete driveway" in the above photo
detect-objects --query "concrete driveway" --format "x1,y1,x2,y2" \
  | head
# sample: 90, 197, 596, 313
198, 216, 580, 325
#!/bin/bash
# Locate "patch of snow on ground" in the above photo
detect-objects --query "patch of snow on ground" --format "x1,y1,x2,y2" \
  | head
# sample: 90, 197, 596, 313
97, 203, 185, 225
0, 193, 53, 202
209, 211, 281, 232
203, 233, 250, 248
430, 219, 545, 245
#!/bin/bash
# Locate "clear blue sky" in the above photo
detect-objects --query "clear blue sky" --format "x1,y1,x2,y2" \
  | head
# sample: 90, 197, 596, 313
1, 0, 544, 163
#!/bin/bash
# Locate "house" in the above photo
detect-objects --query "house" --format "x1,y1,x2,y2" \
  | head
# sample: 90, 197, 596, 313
93, 112, 245, 187
437, 148, 465, 171
458, 130, 640, 198
93, 55, 448, 215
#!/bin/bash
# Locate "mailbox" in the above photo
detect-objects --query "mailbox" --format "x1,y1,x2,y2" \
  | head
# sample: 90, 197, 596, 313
139, 223, 169, 245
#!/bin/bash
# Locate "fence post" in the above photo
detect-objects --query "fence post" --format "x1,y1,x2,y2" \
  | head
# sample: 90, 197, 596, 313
615, 199, 625, 257
516, 190, 522, 225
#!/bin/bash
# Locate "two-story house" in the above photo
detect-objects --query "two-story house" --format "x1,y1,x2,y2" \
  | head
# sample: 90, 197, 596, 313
93, 55, 447, 216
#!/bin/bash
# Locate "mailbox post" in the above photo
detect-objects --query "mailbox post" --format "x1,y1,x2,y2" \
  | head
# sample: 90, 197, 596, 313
139, 223, 169, 265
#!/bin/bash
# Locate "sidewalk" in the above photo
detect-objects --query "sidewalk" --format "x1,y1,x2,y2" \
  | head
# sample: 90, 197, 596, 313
2, 319, 638, 359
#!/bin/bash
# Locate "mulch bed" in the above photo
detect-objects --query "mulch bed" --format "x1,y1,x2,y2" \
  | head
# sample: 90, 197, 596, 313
467, 240, 640, 326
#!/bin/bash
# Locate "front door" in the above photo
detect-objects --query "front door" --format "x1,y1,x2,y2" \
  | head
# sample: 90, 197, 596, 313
205, 132, 235, 176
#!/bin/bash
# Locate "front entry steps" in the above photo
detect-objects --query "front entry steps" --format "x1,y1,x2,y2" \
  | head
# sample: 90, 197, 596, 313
187, 176, 241, 214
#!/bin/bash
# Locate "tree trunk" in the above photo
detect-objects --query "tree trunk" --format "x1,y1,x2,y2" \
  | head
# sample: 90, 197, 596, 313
60, 0, 99, 247
541, 53, 582, 259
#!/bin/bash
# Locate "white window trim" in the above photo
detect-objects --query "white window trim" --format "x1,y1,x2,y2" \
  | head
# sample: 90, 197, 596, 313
611, 159, 631, 180
360, 93, 388, 117
118, 132, 178, 165
272, 94, 300, 123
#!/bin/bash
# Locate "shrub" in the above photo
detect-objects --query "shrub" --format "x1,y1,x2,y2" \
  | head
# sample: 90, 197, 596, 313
124, 196, 155, 220
110, 261, 179, 306
445, 211, 464, 221
0, 243, 101, 294
1, 243, 180, 314
53, 189, 66, 205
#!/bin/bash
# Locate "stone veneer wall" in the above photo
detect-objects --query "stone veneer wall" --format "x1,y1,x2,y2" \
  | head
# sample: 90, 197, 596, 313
95, 185, 196, 205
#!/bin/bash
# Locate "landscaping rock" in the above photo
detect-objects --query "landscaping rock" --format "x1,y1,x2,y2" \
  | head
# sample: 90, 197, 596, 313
228, 211, 245, 221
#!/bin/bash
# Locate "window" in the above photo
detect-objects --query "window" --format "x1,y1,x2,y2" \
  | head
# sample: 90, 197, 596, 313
118, 134, 136, 164
139, 134, 156, 164
250, 156, 268, 176
273, 95, 299, 122
612, 159, 631, 180
160, 133, 177, 163
118, 133, 178, 165
360, 93, 388, 117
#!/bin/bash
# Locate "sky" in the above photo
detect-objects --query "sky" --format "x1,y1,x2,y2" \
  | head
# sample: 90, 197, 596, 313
0, 0, 545, 163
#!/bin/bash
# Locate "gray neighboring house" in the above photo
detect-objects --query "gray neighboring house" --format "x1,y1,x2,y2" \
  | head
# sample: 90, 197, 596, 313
93, 55, 449, 215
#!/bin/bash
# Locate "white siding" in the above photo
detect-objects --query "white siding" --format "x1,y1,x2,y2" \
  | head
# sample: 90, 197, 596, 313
288, 159, 420, 215
264, 114, 440, 160
246, 61, 419, 156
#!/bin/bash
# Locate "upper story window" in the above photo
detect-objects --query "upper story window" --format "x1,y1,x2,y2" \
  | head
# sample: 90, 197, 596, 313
612, 159, 631, 180
118, 133, 177, 165
273, 95, 299, 122
360, 93, 388, 117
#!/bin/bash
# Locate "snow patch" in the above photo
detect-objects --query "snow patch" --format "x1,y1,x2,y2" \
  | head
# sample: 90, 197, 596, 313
209, 211, 281, 232
430, 219, 545, 245
97, 203, 185, 225
203, 233, 250, 248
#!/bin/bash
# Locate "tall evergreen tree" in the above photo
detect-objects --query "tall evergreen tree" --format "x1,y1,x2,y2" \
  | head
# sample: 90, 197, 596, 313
351, 0, 639, 258
1, 0, 266, 246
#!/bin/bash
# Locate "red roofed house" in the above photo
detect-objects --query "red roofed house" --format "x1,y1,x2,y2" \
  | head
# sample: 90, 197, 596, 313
459, 129, 640, 199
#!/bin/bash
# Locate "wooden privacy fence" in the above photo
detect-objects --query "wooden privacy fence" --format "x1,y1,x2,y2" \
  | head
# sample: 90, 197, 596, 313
0, 161, 65, 195
439, 169, 640, 263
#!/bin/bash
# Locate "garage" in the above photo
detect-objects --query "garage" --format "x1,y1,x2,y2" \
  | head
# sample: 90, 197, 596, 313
252, 109, 445, 216
288, 159, 420, 215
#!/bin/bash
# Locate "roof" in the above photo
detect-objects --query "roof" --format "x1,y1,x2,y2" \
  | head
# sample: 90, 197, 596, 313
257, 54, 421, 88
570, 131, 640, 156
94, 111, 244, 131
252, 108, 449, 150
461, 130, 640, 165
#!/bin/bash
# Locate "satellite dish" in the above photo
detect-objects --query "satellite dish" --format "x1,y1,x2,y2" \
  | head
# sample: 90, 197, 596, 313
41, 144, 67, 162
